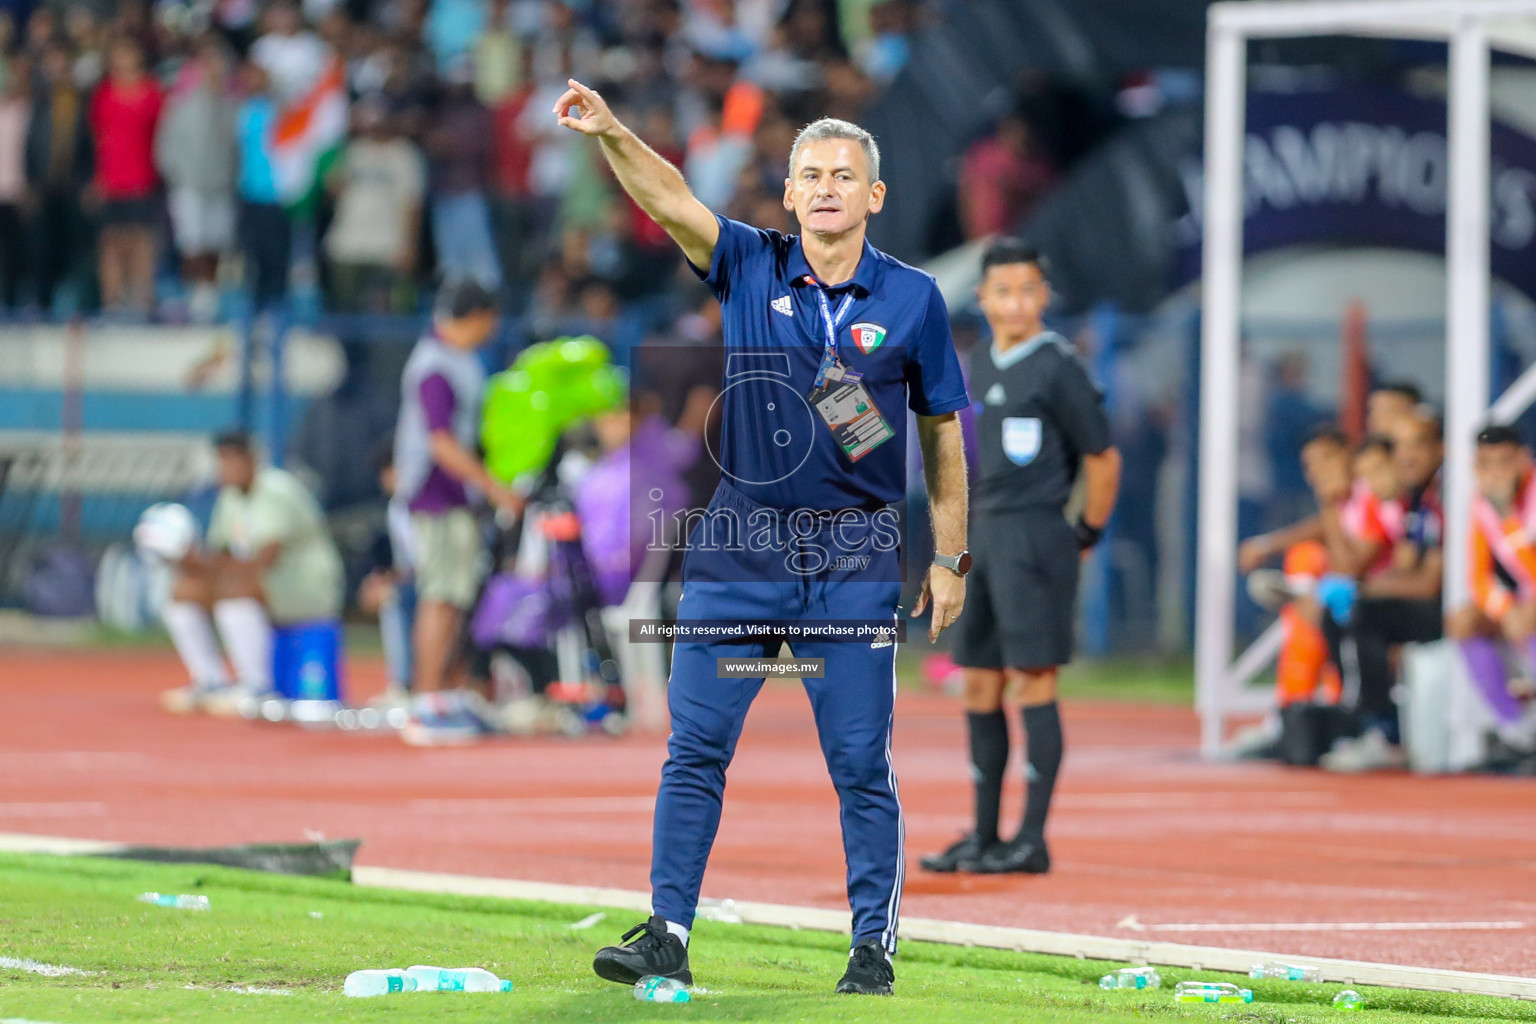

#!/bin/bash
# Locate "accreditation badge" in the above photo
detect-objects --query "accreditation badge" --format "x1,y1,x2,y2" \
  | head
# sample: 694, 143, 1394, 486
808, 362, 894, 462
1002, 416, 1042, 466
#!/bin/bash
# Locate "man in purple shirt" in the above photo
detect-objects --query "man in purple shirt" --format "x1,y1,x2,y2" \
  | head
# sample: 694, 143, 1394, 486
393, 278, 521, 745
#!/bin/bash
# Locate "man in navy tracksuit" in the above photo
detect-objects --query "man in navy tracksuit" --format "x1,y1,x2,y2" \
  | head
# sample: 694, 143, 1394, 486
553, 79, 971, 996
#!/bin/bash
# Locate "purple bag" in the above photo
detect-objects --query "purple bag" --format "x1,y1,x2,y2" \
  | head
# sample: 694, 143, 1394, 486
471, 573, 568, 650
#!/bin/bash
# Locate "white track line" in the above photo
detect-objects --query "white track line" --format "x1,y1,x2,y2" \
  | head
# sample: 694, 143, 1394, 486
0, 833, 124, 854
1144, 921, 1526, 933
2, 832, 1533, 1001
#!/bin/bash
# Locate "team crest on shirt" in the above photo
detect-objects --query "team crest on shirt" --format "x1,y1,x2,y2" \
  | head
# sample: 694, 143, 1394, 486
849, 322, 887, 354
1002, 417, 1042, 466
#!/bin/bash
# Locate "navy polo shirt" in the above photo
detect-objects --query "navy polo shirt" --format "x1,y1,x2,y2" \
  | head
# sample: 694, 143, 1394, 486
692, 215, 969, 510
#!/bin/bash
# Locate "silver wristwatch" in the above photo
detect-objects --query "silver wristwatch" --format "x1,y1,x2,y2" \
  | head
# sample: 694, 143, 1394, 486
933, 550, 973, 576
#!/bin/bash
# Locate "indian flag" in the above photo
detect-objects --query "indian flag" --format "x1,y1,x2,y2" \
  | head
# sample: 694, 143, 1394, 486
271, 57, 348, 206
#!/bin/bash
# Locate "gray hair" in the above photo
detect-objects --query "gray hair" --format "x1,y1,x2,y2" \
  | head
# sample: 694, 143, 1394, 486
788, 118, 881, 183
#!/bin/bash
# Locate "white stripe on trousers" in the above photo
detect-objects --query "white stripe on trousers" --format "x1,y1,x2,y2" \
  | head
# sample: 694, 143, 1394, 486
880, 621, 904, 953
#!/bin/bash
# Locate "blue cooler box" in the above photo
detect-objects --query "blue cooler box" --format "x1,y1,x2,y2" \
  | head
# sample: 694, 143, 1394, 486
272, 621, 344, 702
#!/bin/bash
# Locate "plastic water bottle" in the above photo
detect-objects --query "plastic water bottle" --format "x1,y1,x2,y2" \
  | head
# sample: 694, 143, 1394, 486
698, 898, 741, 923
1251, 961, 1324, 982
1333, 990, 1364, 1011
403, 966, 511, 992
1173, 981, 1253, 1003
138, 893, 210, 911
343, 969, 417, 997
634, 976, 691, 1003
698, 898, 742, 923
1099, 966, 1162, 989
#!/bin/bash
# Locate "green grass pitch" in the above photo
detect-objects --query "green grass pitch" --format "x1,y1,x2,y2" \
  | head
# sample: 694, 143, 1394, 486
1, 853, 1531, 1023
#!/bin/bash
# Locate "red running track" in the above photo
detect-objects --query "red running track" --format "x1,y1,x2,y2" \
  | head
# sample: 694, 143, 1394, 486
4, 648, 1535, 976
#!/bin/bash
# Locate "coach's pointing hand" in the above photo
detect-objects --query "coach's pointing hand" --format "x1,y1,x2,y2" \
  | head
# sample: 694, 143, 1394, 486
913, 564, 965, 642
554, 79, 619, 137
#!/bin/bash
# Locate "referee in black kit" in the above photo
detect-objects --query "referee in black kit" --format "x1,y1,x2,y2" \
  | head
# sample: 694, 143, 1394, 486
921, 240, 1120, 875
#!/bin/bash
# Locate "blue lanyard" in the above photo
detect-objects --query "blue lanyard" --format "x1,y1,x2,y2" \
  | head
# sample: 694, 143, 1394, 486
812, 287, 856, 389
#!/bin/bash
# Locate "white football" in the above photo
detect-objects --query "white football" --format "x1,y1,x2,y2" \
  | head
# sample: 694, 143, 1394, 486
133, 502, 199, 563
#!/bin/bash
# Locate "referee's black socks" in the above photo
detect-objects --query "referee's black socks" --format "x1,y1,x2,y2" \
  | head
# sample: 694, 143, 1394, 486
966, 710, 1009, 846
1020, 702, 1063, 844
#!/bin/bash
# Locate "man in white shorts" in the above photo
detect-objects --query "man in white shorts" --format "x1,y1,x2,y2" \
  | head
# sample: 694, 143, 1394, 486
161, 432, 344, 714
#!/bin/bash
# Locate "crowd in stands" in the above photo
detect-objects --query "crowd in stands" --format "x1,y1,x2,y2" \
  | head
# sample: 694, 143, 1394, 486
0, 0, 941, 324
1237, 378, 1536, 775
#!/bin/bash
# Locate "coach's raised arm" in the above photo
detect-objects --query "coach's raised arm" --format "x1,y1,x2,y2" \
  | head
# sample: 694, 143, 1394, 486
553, 78, 720, 272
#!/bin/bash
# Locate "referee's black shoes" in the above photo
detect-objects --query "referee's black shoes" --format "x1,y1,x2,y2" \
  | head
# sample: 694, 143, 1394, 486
970, 835, 1051, 874
592, 916, 693, 986
918, 831, 986, 872
836, 938, 895, 995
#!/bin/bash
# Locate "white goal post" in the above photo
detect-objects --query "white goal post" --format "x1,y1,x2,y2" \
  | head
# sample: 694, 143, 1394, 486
1196, 0, 1536, 757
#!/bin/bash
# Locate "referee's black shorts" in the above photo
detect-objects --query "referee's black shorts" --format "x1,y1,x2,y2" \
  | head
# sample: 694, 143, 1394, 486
952, 509, 1079, 670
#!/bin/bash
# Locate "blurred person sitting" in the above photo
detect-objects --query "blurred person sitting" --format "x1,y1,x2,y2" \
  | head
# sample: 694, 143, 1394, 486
424, 55, 501, 289
0, 50, 30, 309
1234, 427, 1403, 759
161, 431, 345, 714
89, 34, 162, 317
393, 278, 522, 745
155, 35, 239, 324
235, 60, 290, 311
1238, 380, 1423, 574
25, 40, 92, 314
1320, 410, 1445, 772
322, 97, 423, 313
1447, 425, 1536, 758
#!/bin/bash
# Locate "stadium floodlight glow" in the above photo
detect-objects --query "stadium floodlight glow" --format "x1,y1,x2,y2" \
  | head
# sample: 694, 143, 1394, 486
1195, 0, 1536, 758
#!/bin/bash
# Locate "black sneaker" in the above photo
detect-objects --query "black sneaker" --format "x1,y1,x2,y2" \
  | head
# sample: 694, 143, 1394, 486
592, 916, 692, 986
918, 832, 987, 873
970, 835, 1050, 875
836, 938, 894, 995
